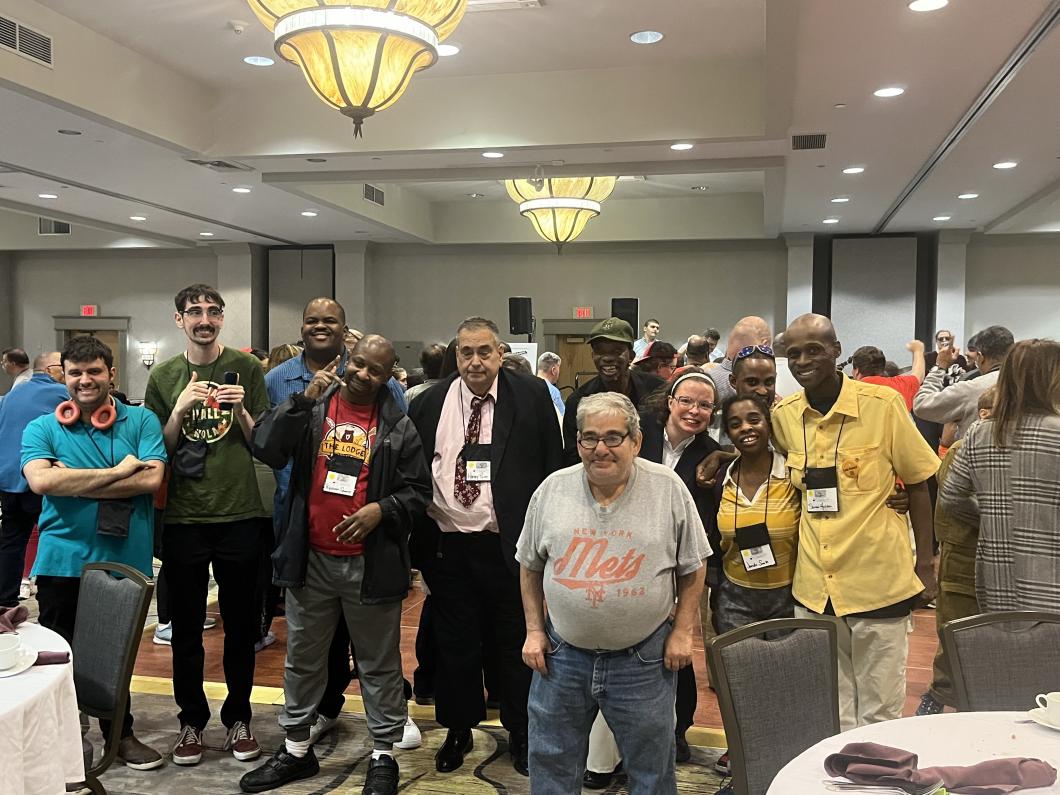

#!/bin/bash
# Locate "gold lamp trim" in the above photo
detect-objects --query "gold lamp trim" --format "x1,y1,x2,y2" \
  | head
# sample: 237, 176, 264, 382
505, 176, 617, 251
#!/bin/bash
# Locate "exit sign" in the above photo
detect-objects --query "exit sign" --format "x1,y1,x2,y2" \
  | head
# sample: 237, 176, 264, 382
572, 306, 594, 319
80, 304, 99, 317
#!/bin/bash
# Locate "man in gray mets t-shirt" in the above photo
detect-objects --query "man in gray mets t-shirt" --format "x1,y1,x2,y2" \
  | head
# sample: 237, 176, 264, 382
517, 392, 709, 795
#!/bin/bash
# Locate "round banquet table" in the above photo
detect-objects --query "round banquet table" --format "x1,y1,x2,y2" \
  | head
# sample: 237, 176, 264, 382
0, 622, 86, 795
769, 711, 1060, 794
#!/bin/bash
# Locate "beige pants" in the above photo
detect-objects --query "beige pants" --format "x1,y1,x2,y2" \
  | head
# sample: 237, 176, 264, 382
795, 606, 909, 731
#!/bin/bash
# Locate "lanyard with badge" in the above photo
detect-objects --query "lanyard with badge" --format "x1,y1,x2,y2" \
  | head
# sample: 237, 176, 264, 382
458, 387, 492, 482
802, 413, 847, 513
321, 394, 375, 496
82, 424, 135, 538
733, 461, 776, 572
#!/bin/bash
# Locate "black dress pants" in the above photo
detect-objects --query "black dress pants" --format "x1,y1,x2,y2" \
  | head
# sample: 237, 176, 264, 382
431, 531, 530, 736
163, 518, 262, 730
0, 491, 40, 607
36, 574, 135, 739
675, 664, 697, 735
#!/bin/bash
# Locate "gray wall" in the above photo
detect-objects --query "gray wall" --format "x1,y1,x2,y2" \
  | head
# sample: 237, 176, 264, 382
966, 234, 1060, 341
366, 240, 790, 347
268, 248, 334, 349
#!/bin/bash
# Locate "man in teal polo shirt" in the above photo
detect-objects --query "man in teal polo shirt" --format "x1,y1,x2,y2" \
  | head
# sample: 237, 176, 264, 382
22, 335, 167, 770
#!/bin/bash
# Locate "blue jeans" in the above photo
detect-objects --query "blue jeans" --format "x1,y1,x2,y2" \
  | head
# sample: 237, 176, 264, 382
527, 619, 677, 795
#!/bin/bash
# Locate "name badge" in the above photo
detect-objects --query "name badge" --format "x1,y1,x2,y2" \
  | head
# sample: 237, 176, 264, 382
461, 443, 492, 482
805, 466, 840, 513
735, 522, 776, 572
323, 455, 362, 496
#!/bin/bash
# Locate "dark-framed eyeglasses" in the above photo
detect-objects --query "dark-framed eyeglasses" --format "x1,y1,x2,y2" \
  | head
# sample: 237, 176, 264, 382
181, 307, 224, 319
735, 344, 775, 361
577, 431, 630, 450
936, 335, 953, 343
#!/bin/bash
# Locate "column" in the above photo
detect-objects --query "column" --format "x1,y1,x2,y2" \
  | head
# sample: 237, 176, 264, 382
936, 230, 970, 345
334, 242, 369, 333
212, 243, 255, 348
783, 233, 814, 325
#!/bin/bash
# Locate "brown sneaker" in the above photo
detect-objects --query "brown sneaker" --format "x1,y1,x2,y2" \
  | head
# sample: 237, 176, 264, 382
224, 720, 261, 761
115, 735, 165, 770
172, 724, 203, 766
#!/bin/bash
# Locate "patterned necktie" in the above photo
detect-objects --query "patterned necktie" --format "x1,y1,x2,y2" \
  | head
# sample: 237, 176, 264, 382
454, 396, 486, 508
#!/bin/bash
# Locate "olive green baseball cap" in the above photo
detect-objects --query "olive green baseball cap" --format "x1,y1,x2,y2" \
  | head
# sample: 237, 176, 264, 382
588, 317, 635, 345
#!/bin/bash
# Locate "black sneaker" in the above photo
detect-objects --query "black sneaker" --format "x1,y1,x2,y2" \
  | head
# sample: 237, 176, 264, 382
362, 755, 399, 795
239, 747, 319, 793
915, 692, 945, 716
675, 732, 691, 763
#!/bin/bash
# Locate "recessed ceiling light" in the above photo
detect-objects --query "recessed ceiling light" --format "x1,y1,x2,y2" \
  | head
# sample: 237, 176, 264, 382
958, 192, 979, 199
873, 86, 905, 98
909, 0, 948, 10
992, 160, 1018, 169
842, 166, 865, 174
301, 210, 318, 217
437, 43, 460, 56
38, 193, 58, 199
306, 157, 327, 163
199, 232, 215, 237
481, 151, 504, 158
630, 30, 664, 45
243, 55, 274, 67
830, 196, 850, 203
466, 192, 484, 198
670, 143, 694, 151
129, 215, 147, 222
691, 186, 709, 191
933, 215, 951, 221
823, 218, 840, 224
232, 187, 251, 194
834, 103, 847, 109
57, 129, 82, 136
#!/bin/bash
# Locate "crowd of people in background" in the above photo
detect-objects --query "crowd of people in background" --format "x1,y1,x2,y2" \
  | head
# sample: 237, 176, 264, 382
0, 285, 1058, 795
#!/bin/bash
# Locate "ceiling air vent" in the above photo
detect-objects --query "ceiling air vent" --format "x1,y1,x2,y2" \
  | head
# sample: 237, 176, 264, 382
791, 133, 827, 151
363, 184, 385, 206
0, 15, 53, 67
467, 0, 541, 11
185, 158, 254, 173
38, 217, 71, 236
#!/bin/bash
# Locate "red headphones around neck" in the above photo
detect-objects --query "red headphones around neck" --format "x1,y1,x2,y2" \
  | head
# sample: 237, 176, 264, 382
55, 397, 117, 430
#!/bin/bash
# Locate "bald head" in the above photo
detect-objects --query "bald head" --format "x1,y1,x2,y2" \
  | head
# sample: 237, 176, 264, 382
725, 316, 773, 359
33, 351, 61, 371
786, 313, 838, 343
783, 314, 843, 394
344, 333, 397, 404
353, 334, 396, 369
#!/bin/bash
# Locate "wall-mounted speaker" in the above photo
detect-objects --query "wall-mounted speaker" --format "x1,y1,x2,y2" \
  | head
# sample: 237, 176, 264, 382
509, 296, 533, 335
611, 298, 639, 331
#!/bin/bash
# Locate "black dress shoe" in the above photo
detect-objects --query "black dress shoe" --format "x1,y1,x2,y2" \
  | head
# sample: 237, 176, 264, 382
675, 732, 691, 763
509, 733, 529, 777
583, 767, 617, 790
362, 755, 399, 795
239, 747, 319, 793
434, 729, 473, 773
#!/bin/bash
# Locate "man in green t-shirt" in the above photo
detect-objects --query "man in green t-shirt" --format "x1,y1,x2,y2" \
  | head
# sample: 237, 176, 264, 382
144, 284, 269, 768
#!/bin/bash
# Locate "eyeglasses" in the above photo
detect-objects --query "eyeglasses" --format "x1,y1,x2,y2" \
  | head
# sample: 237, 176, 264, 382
735, 345, 775, 361
45, 364, 63, 372
577, 431, 630, 450
181, 307, 224, 319
936, 336, 953, 343
672, 395, 715, 413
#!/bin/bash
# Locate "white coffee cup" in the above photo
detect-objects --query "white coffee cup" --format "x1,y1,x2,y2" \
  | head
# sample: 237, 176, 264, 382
0, 634, 21, 670
1035, 691, 1060, 724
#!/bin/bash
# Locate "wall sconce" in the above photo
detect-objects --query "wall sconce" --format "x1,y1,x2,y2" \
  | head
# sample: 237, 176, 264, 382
139, 341, 158, 368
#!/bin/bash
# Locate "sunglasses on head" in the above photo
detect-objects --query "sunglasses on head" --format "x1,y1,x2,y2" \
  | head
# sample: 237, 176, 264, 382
735, 345, 775, 361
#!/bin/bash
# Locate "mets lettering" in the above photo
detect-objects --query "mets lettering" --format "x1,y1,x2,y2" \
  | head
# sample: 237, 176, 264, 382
552, 536, 645, 595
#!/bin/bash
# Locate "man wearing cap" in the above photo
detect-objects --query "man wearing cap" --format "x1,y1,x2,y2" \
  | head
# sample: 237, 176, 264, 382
631, 341, 678, 380
562, 318, 665, 465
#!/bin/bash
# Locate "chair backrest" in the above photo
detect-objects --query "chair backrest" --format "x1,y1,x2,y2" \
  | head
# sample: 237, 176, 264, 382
72, 563, 153, 719
942, 611, 1060, 712
709, 617, 840, 795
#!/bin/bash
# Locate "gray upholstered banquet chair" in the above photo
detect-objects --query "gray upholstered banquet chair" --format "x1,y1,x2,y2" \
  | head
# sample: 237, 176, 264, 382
942, 610, 1060, 712
708, 617, 840, 795
72, 562, 154, 795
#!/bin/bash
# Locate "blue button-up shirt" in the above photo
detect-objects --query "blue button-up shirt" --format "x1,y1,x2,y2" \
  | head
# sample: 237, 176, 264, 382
0, 373, 70, 493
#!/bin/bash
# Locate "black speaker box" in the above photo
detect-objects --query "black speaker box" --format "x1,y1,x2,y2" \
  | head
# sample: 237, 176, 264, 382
509, 296, 533, 335
611, 298, 639, 331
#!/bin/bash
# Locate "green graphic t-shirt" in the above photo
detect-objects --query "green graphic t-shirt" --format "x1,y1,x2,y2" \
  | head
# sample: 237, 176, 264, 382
145, 346, 269, 524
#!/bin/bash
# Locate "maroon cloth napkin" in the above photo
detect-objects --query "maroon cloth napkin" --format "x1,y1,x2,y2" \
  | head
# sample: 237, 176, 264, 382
0, 605, 28, 633
33, 651, 70, 666
825, 742, 1058, 795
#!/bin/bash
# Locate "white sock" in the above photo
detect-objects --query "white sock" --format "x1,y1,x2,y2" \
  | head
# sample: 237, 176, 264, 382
371, 749, 394, 760
285, 737, 311, 758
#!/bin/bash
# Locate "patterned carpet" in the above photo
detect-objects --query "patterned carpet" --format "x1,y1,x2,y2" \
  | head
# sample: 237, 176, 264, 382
86, 693, 727, 794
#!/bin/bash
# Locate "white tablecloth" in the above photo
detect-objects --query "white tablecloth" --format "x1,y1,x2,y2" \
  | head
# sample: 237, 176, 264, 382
0, 623, 85, 795
769, 711, 1060, 794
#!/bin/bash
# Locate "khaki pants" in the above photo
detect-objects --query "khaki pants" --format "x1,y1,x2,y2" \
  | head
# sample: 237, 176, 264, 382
795, 606, 909, 731
929, 542, 980, 706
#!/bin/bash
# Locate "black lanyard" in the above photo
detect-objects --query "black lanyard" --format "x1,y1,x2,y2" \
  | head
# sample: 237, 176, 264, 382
802, 412, 847, 468
185, 352, 223, 424
733, 457, 771, 529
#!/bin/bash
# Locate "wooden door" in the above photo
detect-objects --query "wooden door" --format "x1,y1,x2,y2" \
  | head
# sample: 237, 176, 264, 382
556, 335, 598, 394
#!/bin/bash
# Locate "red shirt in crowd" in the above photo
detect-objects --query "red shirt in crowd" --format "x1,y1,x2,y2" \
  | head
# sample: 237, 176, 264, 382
862, 374, 920, 413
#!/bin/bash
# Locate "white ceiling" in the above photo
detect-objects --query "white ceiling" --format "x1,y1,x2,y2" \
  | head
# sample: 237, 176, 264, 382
1, 0, 1059, 248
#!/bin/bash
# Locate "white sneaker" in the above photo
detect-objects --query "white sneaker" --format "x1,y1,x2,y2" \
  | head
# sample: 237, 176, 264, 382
203, 616, 217, 630
18, 578, 32, 601
394, 716, 422, 750
308, 714, 338, 745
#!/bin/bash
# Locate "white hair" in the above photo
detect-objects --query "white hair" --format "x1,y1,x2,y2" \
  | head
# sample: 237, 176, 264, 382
576, 392, 641, 439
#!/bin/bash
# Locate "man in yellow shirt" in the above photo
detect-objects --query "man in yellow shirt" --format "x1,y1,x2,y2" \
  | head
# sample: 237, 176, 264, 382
771, 314, 939, 731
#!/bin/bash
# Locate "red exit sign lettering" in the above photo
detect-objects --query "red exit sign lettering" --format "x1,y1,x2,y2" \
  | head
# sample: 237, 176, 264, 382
572, 306, 594, 319
80, 304, 99, 317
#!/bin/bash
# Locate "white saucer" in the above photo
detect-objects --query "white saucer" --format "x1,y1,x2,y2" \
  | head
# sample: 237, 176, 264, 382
1027, 707, 1060, 731
0, 641, 38, 678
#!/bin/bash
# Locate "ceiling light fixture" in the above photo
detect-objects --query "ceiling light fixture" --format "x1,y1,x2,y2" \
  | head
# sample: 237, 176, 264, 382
247, 0, 467, 137
38, 193, 58, 199
243, 55, 275, 66
830, 197, 850, 203
957, 192, 979, 200
505, 176, 617, 252
873, 86, 905, 98
57, 129, 82, 136
691, 186, 709, 191
306, 157, 328, 163
630, 30, 664, 44
466, 192, 484, 198
992, 160, 1018, 169
482, 151, 504, 158
933, 215, 951, 221
129, 215, 147, 222
617, 176, 639, 182
199, 232, 215, 237
670, 143, 694, 151
437, 43, 460, 56
232, 187, 252, 194
908, 0, 948, 11
834, 103, 847, 109
842, 166, 865, 174
822, 218, 840, 224
301, 210, 319, 217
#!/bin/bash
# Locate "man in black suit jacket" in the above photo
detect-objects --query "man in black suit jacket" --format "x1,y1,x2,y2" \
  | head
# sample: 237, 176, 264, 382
408, 317, 563, 777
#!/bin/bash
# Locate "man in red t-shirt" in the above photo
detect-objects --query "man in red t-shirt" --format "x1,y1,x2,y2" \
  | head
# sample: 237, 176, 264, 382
851, 340, 926, 413
244, 335, 431, 795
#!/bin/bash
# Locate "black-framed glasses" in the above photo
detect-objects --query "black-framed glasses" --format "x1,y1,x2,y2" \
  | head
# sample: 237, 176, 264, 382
735, 344, 774, 361
181, 307, 224, 319
45, 364, 63, 373
577, 431, 630, 450
672, 395, 715, 413
936, 335, 953, 343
